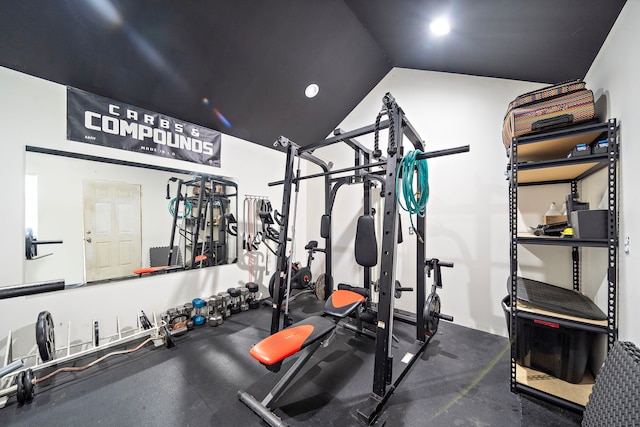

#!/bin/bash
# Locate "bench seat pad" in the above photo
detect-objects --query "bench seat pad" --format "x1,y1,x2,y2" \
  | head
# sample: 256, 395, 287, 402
249, 316, 336, 366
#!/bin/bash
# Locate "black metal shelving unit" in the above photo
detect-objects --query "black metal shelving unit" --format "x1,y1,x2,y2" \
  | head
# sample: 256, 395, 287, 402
507, 119, 619, 411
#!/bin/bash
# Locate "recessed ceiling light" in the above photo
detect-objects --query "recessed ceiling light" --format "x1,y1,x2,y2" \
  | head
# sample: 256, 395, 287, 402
429, 18, 450, 36
305, 83, 319, 98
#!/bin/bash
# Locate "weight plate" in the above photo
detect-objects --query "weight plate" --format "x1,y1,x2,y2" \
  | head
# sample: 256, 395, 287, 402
394, 280, 402, 299
268, 272, 289, 300
16, 371, 26, 404
315, 274, 332, 300
139, 311, 152, 330
35, 311, 55, 362
23, 369, 34, 402
94, 321, 99, 347
424, 293, 441, 336
162, 325, 175, 349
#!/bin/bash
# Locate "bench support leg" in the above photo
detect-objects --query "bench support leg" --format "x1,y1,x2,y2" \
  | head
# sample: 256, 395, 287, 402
238, 340, 323, 426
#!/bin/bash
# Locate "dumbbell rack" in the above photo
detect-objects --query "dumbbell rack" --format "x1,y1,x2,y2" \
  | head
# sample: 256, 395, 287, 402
0, 311, 166, 408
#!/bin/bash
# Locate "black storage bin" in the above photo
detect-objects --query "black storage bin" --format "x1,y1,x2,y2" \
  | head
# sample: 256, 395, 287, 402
501, 295, 594, 384
571, 209, 607, 239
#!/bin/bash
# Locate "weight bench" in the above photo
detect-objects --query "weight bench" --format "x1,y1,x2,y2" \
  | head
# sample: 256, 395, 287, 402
133, 265, 183, 277
238, 289, 365, 427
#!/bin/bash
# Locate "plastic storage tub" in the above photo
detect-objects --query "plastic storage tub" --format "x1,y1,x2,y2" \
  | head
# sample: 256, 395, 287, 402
501, 295, 594, 384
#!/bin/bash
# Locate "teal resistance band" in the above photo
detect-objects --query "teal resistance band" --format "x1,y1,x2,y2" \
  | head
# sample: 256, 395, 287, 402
395, 150, 429, 241
169, 197, 192, 219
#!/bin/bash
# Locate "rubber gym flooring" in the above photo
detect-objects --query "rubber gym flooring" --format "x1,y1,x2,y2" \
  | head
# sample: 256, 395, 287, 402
2, 292, 583, 426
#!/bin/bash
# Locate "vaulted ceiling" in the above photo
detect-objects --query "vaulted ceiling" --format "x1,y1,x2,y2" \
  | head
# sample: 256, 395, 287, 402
0, 0, 626, 148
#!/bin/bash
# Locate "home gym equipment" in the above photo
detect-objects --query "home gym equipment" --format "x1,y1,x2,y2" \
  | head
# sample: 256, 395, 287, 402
207, 295, 224, 326
257, 93, 468, 425
238, 289, 366, 425
217, 291, 232, 318
166, 175, 237, 268
267, 238, 325, 302
24, 228, 63, 260
423, 258, 455, 336
227, 288, 241, 314
0, 279, 65, 300
192, 298, 207, 325
246, 283, 260, 309
0, 309, 176, 407
184, 302, 194, 319
239, 287, 250, 311
35, 311, 55, 362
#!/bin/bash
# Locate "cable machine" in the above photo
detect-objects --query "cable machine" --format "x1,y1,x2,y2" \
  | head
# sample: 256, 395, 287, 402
264, 92, 470, 424
166, 175, 237, 268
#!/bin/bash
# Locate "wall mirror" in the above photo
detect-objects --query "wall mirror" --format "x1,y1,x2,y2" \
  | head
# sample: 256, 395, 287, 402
24, 146, 238, 286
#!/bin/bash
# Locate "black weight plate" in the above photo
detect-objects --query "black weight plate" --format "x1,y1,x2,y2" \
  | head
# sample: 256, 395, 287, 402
162, 325, 175, 349
35, 311, 55, 362
23, 369, 34, 402
94, 321, 99, 346
424, 293, 441, 336
268, 272, 289, 300
16, 371, 26, 404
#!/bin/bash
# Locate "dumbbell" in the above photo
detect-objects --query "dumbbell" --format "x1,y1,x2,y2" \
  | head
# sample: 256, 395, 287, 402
207, 295, 223, 326
217, 292, 231, 318
227, 288, 241, 314
239, 287, 250, 311
192, 298, 207, 326
246, 283, 260, 309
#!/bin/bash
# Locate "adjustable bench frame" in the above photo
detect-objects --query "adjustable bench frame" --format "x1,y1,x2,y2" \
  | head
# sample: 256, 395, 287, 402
238, 289, 365, 427
263, 93, 469, 425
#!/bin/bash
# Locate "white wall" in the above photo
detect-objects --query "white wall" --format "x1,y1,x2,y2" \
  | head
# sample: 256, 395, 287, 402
2, 0, 638, 358
585, 0, 640, 344
307, 68, 544, 336
311, 0, 640, 340
0, 66, 290, 358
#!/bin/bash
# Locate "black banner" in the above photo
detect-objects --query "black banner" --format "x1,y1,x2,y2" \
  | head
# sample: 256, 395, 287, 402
67, 87, 221, 167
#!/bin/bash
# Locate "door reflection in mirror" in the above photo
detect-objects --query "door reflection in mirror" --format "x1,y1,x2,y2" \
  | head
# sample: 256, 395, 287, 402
24, 147, 238, 286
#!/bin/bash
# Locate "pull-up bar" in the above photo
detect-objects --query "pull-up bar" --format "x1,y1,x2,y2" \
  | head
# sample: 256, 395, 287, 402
268, 144, 469, 187
416, 144, 470, 159
268, 160, 386, 187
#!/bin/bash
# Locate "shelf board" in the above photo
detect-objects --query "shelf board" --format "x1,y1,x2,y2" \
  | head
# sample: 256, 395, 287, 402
516, 300, 608, 329
514, 121, 609, 162
517, 159, 607, 184
516, 364, 593, 407
516, 232, 609, 247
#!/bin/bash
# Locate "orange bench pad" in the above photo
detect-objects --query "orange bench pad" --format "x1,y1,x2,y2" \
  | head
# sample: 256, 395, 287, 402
331, 289, 365, 308
323, 289, 365, 318
250, 324, 314, 365
134, 266, 169, 275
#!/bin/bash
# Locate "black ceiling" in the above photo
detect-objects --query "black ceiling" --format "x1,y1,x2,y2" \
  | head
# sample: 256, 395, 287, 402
0, 1, 626, 149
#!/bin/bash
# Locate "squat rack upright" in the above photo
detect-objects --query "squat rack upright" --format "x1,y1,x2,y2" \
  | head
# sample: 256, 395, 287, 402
268, 92, 469, 424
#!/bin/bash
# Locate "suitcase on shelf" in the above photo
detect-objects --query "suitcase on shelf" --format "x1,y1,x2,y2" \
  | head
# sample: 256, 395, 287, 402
502, 79, 596, 152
